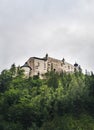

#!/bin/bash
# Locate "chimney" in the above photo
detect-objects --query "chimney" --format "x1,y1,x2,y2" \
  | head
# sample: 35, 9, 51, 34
45, 53, 48, 60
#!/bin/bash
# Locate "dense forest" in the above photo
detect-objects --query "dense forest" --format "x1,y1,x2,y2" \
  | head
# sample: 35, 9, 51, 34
0, 64, 94, 130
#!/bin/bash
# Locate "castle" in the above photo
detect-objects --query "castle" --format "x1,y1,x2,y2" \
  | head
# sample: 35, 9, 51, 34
21, 54, 80, 78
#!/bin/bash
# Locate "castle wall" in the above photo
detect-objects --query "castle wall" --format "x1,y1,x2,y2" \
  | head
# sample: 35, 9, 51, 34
33, 59, 47, 76
47, 57, 74, 73
63, 62, 74, 72
23, 55, 76, 78
27, 58, 34, 76
22, 67, 31, 78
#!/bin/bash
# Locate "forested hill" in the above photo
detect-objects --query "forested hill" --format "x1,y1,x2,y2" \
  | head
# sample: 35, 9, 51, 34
0, 64, 94, 130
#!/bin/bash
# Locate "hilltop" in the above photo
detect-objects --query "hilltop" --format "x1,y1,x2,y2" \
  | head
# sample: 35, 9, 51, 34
0, 64, 94, 130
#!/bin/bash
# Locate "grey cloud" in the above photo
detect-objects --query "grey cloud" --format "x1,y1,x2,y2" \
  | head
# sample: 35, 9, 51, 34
0, 0, 94, 72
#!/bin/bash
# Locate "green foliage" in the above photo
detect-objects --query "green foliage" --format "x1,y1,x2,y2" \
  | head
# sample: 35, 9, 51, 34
0, 121, 23, 130
40, 114, 94, 130
10, 64, 16, 76
46, 71, 59, 88
0, 65, 94, 130
0, 70, 12, 92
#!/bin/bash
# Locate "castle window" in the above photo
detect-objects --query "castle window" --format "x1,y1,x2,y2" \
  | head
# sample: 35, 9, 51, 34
51, 63, 53, 70
35, 66, 38, 69
54, 69, 56, 72
44, 62, 46, 70
38, 62, 40, 66
68, 66, 70, 69
48, 63, 50, 66
38, 72, 40, 76
44, 63, 46, 67
61, 63, 63, 67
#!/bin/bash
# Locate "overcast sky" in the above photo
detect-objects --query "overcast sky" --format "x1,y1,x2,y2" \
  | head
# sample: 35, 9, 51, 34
0, 0, 94, 72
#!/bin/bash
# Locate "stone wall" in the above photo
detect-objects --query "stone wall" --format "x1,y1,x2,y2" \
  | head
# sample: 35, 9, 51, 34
47, 57, 74, 73
33, 59, 47, 76
22, 55, 76, 78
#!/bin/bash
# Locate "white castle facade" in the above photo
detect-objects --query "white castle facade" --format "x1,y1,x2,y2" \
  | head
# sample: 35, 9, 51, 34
21, 54, 80, 78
